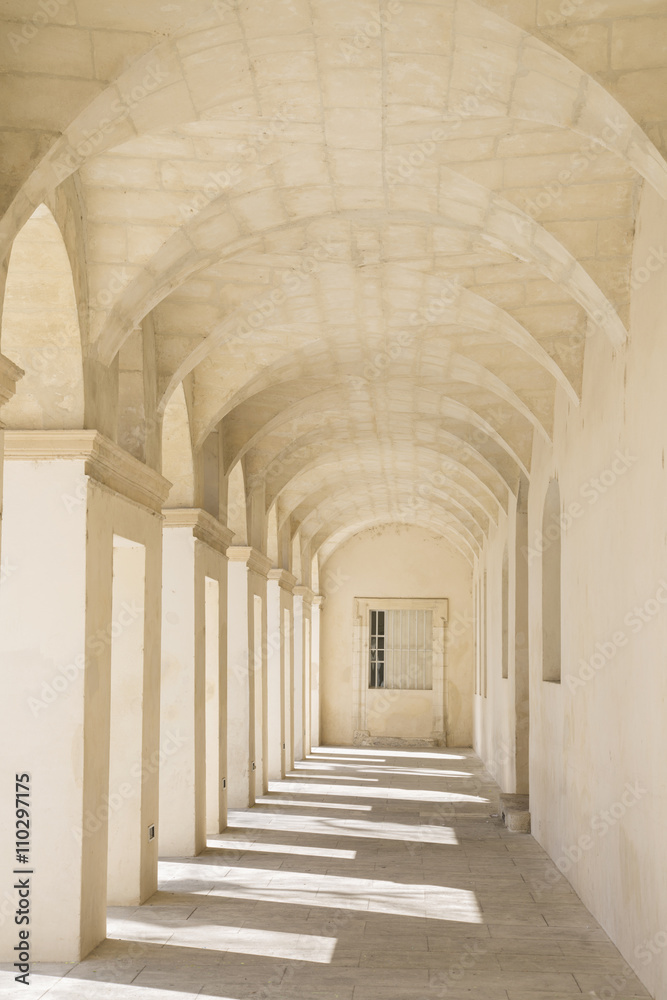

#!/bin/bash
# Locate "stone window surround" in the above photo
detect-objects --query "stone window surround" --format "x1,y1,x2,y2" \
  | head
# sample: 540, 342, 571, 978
352, 596, 449, 747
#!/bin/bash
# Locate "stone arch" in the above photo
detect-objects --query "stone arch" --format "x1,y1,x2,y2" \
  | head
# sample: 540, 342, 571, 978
1, 204, 84, 429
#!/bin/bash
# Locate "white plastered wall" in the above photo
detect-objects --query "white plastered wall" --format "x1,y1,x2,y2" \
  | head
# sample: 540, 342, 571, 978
320, 524, 473, 748
475, 182, 667, 999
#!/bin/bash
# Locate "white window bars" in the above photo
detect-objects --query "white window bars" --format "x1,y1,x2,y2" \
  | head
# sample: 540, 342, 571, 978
369, 608, 433, 690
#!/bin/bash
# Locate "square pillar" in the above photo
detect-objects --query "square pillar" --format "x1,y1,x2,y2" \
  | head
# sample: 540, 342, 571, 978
0, 431, 168, 962
227, 547, 271, 806
267, 570, 296, 780
293, 587, 314, 761
160, 511, 232, 856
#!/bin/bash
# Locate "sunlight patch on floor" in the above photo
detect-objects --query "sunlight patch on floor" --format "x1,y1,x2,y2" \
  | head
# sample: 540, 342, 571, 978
202, 872, 482, 923
245, 797, 374, 811
224, 813, 460, 845
312, 747, 468, 760
275, 779, 489, 803
208, 838, 357, 859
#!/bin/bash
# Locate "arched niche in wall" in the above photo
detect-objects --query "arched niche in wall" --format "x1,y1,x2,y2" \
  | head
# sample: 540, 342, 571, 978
542, 477, 562, 684
1, 204, 84, 429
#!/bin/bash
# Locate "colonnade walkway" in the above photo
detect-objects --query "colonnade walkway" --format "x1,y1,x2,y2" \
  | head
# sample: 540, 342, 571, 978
3, 748, 650, 1000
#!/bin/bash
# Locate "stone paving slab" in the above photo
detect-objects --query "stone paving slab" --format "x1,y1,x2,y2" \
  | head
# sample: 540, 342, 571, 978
0, 748, 653, 1000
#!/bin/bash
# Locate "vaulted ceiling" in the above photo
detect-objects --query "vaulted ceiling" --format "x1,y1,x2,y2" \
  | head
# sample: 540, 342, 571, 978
2, 0, 666, 564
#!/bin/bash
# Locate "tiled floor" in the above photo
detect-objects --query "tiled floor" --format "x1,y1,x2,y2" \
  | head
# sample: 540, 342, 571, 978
0, 747, 652, 999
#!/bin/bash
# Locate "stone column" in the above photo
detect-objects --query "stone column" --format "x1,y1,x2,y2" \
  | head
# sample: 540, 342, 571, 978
226, 547, 271, 807
267, 570, 296, 780
159, 511, 232, 856
293, 586, 314, 761
0, 431, 168, 962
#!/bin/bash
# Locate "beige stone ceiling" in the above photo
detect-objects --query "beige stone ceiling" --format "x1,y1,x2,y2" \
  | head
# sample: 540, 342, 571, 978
2, 0, 667, 564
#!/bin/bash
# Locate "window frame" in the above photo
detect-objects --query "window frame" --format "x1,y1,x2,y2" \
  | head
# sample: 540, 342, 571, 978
353, 596, 449, 745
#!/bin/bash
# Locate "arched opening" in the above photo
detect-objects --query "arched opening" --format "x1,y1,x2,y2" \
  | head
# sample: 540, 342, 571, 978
1, 204, 84, 429
542, 478, 562, 684
161, 382, 195, 507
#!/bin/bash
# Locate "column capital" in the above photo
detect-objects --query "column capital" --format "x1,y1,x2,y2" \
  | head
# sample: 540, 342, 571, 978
227, 545, 272, 577
267, 568, 297, 592
4, 430, 171, 514
0, 353, 24, 418
163, 508, 234, 555
294, 585, 315, 606
312, 594, 325, 609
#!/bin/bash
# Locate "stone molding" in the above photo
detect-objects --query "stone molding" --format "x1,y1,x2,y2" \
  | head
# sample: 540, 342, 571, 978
267, 568, 297, 592
0, 353, 24, 415
293, 585, 315, 605
4, 430, 171, 514
163, 508, 234, 555
226, 545, 272, 578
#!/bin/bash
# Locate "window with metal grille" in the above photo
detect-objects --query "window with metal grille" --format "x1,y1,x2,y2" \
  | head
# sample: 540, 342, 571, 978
369, 609, 433, 690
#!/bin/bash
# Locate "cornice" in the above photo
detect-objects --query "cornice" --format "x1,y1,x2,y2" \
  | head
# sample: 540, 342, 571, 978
163, 508, 234, 554
4, 430, 172, 515
267, 568, 297, 592
294, 585, 315, 605
226, 545, 272, 577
